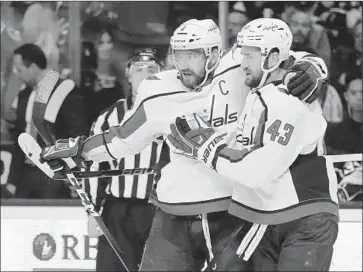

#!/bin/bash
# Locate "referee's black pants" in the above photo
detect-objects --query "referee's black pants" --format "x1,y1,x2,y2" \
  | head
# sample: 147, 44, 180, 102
96, 195, 156, 271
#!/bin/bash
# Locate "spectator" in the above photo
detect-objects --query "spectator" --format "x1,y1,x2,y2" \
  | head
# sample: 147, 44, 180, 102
244, 1, 285, 20
21, 2, 60, 71
318, 8, 356, 90
2, 2, 62, 134
325, 72, 362, 155
228, 2, 250, 47
9, 43, 89, 198
318, 8, 354, 48
314, 1, 337, 20
353, 19, 362, 58
346, 2, 362, 30
337, 19, 362, 97
287, 4, 332, 69
319, 81, 344, 123
1, 3, 26, 138
86, 27, 126, 122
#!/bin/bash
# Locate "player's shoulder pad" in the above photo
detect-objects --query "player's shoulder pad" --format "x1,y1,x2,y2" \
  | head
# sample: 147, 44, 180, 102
137, 69, 182, 99
213, 46, 241, 77
144, 70, 177, 81
258, 83, 304, 112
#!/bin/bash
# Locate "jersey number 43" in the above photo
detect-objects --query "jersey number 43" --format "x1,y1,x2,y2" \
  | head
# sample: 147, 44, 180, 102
266, 119, 294, 146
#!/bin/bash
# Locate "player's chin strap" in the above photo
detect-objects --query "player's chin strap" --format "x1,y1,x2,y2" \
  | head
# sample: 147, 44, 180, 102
194, 53, 221, 92
236, 223, 268, 261
256, 53, 284, 89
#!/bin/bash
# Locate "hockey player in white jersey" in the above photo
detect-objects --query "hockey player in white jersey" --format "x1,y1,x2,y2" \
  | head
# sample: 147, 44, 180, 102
39, 19, 330, 271
167, 18, 339, 271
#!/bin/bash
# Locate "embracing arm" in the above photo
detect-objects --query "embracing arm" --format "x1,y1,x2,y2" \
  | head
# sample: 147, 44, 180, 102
83, 97, 161, 163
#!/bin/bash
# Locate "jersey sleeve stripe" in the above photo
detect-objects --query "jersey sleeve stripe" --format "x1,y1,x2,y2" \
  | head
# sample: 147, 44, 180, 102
218, 147, 250, 162
85, 103, 147, 153
84, 91, 185, 159
121, 91, 186, 128
254, 91, 268, 149
108, 104, 147, 140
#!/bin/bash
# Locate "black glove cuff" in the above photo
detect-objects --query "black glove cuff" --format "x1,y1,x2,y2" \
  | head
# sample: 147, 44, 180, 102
211, 144, 227, 171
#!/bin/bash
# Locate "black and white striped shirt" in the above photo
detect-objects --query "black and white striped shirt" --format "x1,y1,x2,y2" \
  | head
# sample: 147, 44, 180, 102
83, 97, 163, 208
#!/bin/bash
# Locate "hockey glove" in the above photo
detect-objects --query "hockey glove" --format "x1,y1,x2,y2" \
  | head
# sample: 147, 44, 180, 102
40, 136, 91, 171
167, 114, 227, 168
284, 59, 327, 104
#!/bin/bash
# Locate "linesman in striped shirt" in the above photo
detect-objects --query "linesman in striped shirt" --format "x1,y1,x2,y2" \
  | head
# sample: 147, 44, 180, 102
83, 49, 167, 271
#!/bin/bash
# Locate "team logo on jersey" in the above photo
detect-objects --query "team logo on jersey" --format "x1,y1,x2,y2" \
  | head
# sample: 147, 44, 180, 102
236, 134, 253, 146
33, 233, 56, 261
198, 108, 210, 123
209, 95, 238, 127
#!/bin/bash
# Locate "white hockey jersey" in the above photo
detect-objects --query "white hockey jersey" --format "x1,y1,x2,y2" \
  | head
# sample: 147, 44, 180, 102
82, 48, 329, 216
214, 82, 339, 224
83, 49, 243, 215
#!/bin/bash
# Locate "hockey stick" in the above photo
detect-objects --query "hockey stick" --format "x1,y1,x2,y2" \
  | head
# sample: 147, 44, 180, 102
30, 70, 129, 272
18, 132, 155, 180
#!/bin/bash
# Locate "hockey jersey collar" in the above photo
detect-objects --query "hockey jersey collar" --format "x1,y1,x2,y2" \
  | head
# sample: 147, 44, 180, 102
251, 79, 284, 95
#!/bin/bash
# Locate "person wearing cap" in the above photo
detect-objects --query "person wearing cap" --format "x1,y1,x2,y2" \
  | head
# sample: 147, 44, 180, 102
84, 48, 167, 272
228, 2, 250, 47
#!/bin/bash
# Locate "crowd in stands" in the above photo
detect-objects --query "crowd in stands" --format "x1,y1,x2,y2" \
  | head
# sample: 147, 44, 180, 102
1, 1, 361, 201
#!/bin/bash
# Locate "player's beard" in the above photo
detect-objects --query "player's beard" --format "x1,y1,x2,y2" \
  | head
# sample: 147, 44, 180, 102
179, 70, 205, 89
245, 71, 263, 88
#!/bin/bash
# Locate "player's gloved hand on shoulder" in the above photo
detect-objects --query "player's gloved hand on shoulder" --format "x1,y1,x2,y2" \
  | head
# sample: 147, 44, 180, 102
166, 114, 227, 168
284, 59, 327, 104
40, 136, 92, 172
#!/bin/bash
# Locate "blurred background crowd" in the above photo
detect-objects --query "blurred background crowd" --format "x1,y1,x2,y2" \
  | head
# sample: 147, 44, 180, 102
1, 1, 362, 201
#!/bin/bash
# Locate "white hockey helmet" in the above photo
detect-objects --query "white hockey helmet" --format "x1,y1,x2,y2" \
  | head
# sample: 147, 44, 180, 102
237, 18, 293, 86
170, 19, 222, 88
170, 19, 222, 55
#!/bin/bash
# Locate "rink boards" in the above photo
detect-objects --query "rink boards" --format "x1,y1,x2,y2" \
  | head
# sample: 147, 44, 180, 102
1, 200, 362, 271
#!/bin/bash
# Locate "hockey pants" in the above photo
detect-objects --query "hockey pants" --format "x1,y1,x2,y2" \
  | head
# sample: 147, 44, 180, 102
139, 208, 247, 271
96, 195, 156, 271
216, 212, 339, 271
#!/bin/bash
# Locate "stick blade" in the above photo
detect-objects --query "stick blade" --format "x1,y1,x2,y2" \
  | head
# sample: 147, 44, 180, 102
17, 133, 55, 179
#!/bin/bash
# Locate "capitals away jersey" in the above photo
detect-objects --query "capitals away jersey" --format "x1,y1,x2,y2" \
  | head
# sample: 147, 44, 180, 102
82, 48, 329, 216
213, 82, 339, 224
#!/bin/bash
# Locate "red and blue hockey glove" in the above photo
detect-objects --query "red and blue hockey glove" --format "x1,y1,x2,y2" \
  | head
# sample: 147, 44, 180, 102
40, 136, 91, 172
284, 58, 328, 104
167, 114, 227, 168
